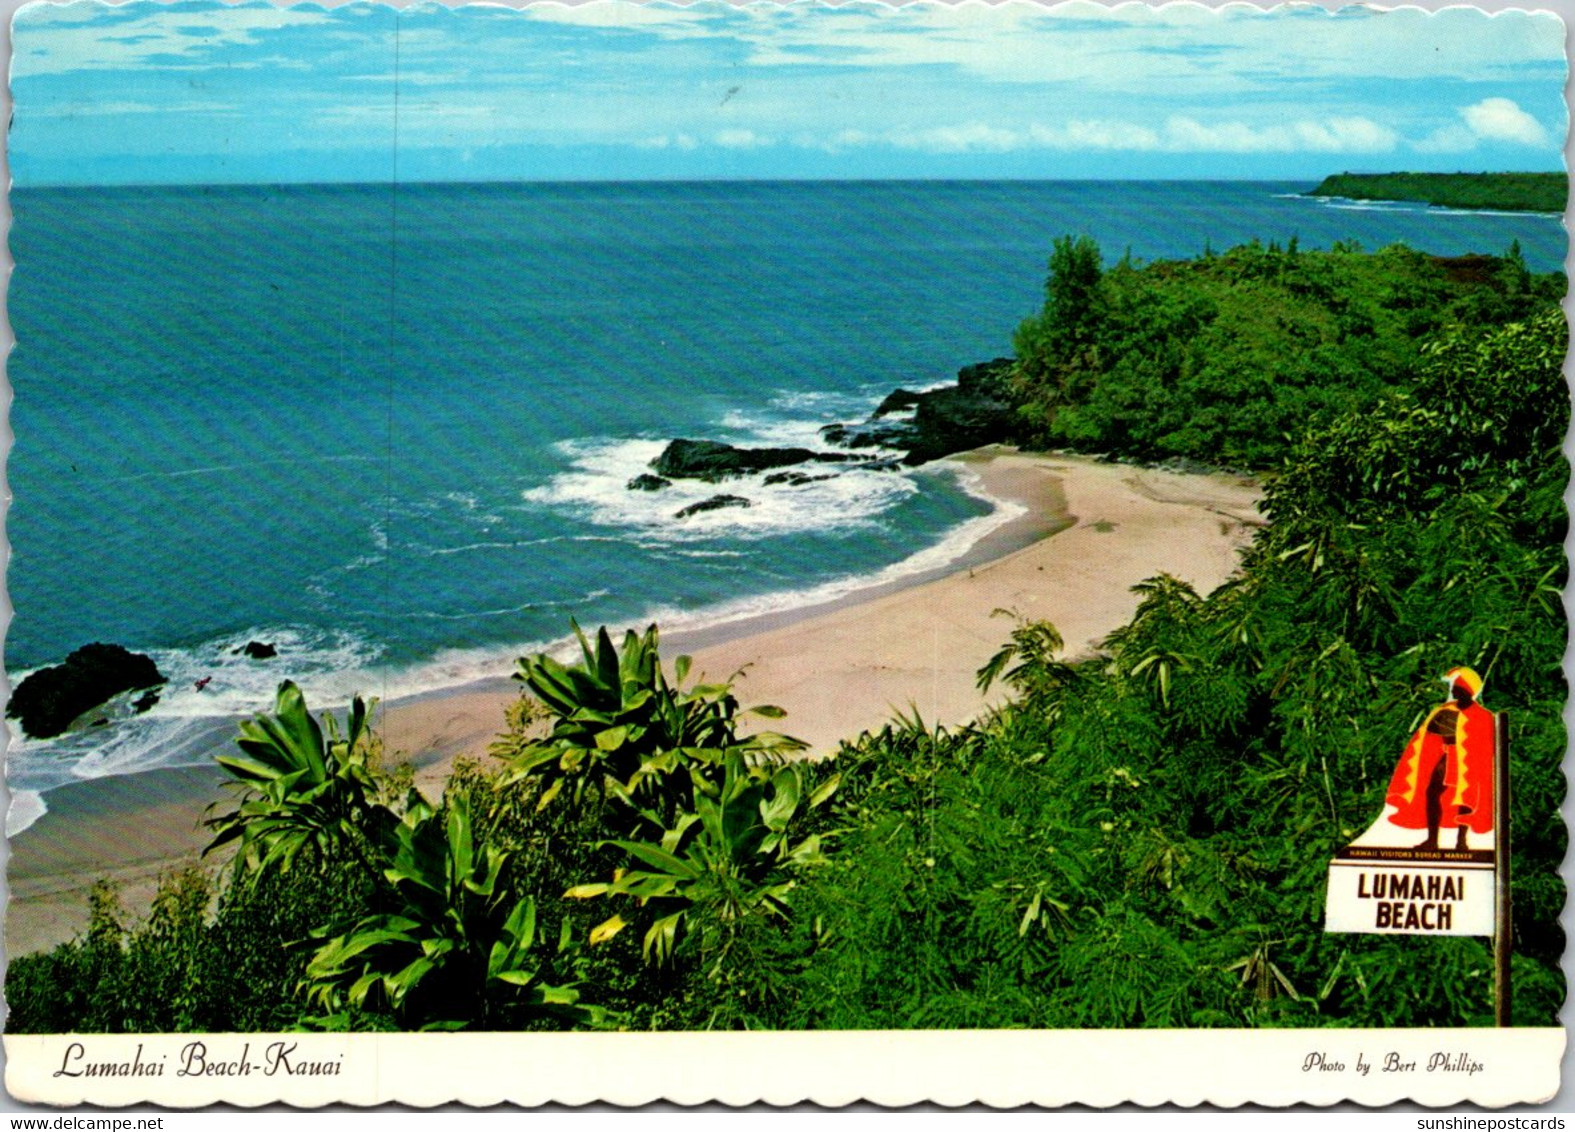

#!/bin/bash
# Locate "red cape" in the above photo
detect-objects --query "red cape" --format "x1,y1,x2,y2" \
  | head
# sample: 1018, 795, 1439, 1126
1384, 701, 1495, 834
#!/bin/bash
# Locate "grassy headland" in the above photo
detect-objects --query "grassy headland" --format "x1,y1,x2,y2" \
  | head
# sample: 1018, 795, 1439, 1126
1309, 171, 1567, 213
8, 238, 1567, 1033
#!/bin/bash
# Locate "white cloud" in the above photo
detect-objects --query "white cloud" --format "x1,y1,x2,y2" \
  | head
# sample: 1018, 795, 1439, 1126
651, 3, 1561, 98
636, 133, 698, 151
341, 71, 463, 87
823, 129, 874, 151
888, 122, 1022, 154
1412, 123, 1478, 154
1291, 117, 1399, 152
1460, 97, 1551, 147
521, 2, 715, 33
24, 99, 238, 118
512, 0, 1561, 100
1163, 115, 1397, 153
789, 112, 1397, 157
1409, 98, 1555, 154
1034, 120, 1162, 151
714, 129, 772, 149
14, 2, 338, 77
32, 0, 1542, 102
313, 103, 396, 129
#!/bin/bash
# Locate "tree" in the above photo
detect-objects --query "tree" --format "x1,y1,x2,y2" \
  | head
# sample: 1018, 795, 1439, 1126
1043, 234, 1106, 361
1012, 235, 1107, 424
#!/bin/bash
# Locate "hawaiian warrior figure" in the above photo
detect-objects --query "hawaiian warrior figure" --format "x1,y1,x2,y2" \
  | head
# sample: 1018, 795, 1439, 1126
1384, 667, 1496, 851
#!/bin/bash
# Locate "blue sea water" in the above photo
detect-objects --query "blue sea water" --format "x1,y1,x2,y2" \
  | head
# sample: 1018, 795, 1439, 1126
5, 179, 1565, 812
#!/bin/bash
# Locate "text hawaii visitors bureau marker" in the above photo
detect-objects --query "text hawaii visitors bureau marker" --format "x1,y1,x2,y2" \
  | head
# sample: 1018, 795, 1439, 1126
1324, 667, 1513, 1024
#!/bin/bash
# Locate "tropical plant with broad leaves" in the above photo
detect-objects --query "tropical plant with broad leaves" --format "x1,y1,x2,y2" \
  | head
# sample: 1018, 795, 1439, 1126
206, 680, 604, 1031
976, 609, 1080, 704
300, 792, 599, 1030
205, 681, 391, 885
568, 753, 838, 974
503, 622, 805, 827
1104, 576, 1205, 709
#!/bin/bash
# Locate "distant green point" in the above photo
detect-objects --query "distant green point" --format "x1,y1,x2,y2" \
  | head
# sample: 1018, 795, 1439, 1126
1307, 171, 1567, 214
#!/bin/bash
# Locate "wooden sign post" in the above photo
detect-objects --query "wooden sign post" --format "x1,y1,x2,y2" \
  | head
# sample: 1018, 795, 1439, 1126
1494, 711, 1511, 1027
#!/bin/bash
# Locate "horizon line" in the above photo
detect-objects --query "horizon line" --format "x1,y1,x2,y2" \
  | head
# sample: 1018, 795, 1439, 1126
13, 169, 1568, 192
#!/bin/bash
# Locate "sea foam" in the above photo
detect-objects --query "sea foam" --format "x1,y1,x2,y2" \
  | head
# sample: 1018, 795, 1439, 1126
521, 436, 918, 541
619, 461, 1025, 640
7, 789, 47, 837
520, 382, 927, 541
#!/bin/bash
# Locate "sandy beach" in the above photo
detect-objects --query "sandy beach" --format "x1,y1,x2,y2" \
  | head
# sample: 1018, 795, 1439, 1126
6, 449, 1260, 956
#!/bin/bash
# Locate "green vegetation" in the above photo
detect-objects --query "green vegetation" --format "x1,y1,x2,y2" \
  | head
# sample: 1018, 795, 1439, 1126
1309, 172, 1566, 214
6, 862, 376, 1033
780, 306, 1567, 1028
9, 625, 831, 1032
8, 241, 1567, 1033
1009, 236, 1560, 467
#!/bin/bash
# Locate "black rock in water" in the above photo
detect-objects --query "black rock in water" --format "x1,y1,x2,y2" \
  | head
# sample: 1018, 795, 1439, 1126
236, 640, 278, 660
8, 643, 166, 739
653, 438, 834, 482
821, 421, 904, 449
675, 494, 753, 519
660, 355, 1019, 485
132, 690, 161, 714
764, 470, 835, 487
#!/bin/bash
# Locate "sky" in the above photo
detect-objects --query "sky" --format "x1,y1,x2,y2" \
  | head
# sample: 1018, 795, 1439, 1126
7, 0, 1569, 185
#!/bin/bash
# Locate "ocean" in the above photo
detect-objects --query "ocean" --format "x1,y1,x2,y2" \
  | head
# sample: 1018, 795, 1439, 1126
5, 179, 1564, 825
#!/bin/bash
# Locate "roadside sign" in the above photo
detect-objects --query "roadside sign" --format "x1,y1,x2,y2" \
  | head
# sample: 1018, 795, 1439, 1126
1325, 667, 1502, 939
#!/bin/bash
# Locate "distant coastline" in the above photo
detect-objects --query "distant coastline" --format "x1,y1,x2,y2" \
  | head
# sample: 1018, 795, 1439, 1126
1307, 171, 1567, 213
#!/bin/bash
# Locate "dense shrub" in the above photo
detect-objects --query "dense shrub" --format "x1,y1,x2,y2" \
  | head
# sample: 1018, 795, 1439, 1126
1009, 239, 1563, 468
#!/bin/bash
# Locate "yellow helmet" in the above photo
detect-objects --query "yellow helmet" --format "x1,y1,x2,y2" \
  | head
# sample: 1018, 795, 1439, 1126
1443, 666, 1484, 698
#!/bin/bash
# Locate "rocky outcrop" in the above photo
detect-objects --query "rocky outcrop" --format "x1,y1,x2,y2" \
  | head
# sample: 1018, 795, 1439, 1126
652, 439, 850, 482
236, 640, 277, 660
675, 494, 753, 519
644, 356, 1019, 494
822, 357, 1019, 466
955, 357, 1016, 401
873, 389, 922, 417
902, 384, 1015, 465
819, 421, 907, 449
8, 643, 166, 739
